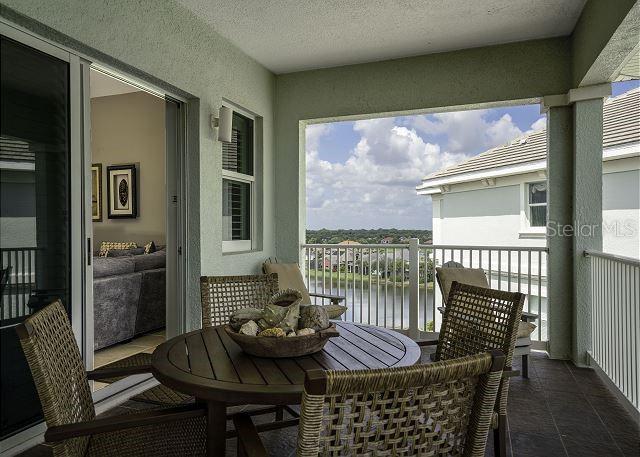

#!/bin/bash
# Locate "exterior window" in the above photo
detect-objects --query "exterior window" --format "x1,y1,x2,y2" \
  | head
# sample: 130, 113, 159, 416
528, 182, 547, 227
222, 110, 254, 252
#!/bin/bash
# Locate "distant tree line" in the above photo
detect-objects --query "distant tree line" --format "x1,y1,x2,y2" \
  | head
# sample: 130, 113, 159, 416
306, 228, 433, 245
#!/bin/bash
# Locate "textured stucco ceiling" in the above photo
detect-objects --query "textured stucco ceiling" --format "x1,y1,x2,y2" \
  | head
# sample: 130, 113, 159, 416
177, 0, 586, 73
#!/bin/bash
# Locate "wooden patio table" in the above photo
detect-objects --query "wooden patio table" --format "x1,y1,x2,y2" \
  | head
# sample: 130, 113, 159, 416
152, 321, 421, 456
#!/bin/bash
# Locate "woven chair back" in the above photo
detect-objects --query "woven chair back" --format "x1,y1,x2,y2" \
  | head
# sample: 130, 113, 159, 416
435, 282, 524, 367
199, 274, 278, 328
297, 351, 505, 457
17, 301, 95, 457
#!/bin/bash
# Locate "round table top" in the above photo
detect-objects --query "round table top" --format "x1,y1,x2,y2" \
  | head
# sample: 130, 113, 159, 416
152, 321, 421, 404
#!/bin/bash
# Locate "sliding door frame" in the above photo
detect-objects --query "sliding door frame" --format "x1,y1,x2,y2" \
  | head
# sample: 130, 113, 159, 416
0, 21, 85, 453
86, 65, 189, 402
0, 18, 191, 454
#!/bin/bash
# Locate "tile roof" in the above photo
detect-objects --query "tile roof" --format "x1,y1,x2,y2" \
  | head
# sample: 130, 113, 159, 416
422, 88, 639, 182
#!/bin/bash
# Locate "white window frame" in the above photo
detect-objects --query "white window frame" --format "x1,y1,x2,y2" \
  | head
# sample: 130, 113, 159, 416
520, 181, 547, 236
222, 103, 256, 253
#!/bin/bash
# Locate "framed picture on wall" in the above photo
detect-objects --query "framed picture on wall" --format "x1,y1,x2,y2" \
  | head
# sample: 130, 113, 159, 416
107, 164, 138, 218
91, 163, 103, 221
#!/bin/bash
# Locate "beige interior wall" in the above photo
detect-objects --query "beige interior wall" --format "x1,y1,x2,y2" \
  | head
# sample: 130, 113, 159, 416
91, 91, 166, 249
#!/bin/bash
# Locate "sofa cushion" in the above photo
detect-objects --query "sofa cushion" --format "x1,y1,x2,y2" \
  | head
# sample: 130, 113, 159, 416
133, 250, 166, 272
107, 247, 145, 257
93, 273, 141, 350
93, 256, 135, 278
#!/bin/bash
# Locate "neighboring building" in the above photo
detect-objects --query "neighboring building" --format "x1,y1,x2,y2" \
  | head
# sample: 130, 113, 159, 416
417, 89, 639, 340
380, 236, 394, 244
417, 89, 639, 258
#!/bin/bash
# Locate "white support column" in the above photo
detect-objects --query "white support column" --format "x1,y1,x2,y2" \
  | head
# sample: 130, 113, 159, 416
408, 238, 420, 339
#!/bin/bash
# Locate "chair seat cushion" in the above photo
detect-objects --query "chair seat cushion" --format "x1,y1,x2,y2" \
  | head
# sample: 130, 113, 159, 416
263, 263, 312, 305
436, 267, 488, 301
517, 321, 536, 338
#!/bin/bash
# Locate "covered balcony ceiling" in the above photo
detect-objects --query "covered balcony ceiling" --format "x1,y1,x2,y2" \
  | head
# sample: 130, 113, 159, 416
176, 0, 587, 73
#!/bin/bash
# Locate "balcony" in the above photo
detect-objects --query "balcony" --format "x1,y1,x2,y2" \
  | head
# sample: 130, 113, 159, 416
2, 0, 640, 455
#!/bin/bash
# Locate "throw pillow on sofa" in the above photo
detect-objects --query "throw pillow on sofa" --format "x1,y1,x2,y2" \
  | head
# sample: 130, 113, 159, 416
99, 241, 138, 257
144, 241, 156, 254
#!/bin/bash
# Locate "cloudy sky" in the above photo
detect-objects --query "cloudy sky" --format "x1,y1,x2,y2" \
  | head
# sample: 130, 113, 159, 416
306, 80, 639, 230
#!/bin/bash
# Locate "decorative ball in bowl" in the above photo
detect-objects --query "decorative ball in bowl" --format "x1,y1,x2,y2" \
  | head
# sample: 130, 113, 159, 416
225, 290, 343, 358
224, 323, 339, 358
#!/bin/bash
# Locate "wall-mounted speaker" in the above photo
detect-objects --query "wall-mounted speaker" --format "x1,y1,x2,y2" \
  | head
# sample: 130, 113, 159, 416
217, 105, 233, 142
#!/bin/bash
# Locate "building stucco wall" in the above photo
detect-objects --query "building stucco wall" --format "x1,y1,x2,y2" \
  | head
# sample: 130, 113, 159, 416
1, 0, 277, 331
430, 159, 639, 256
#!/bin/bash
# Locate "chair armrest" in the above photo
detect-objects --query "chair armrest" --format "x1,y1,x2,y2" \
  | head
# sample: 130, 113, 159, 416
44, 404, 205, 442
415, 339, 438, 347
502, 367, 520, 378
86, 364, 153, 381
521, 311, 538, 322
308, 292, 345, 305
233, 413, 269, 457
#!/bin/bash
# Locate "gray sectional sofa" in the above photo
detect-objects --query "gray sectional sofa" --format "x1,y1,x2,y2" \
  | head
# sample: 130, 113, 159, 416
93, 250, 166, 350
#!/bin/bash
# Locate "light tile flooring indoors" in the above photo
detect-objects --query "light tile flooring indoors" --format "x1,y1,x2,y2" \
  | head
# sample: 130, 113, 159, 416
92, 329, 165, 390
19, 350, 640, 457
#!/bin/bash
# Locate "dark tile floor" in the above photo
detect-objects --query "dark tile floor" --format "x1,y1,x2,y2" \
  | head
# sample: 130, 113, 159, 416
18, 352, 639, 457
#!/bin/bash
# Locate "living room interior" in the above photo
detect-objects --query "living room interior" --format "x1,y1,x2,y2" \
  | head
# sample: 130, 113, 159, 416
89, 69, 167, 389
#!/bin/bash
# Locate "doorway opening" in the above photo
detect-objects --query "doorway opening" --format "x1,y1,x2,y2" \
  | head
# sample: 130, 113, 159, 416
88, 69, 168, 390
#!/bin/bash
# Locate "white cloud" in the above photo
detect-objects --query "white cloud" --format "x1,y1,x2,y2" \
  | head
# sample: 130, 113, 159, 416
410, 110, 528, 154
306, 119, 470, 229
528, 117, 547, 132
305, 123, 332, 151
306, 108, 539, 229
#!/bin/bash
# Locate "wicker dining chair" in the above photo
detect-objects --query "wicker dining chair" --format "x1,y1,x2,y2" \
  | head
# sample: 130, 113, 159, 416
233, 350, 506, 457
199, 274, 297, 423
435, 264, 539, 377
16, 301, 206, 457
421, 281, 525, 457
199, 273, 279, 328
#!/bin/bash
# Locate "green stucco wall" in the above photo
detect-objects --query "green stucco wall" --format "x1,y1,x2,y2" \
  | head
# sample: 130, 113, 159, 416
571, 0, 637, 86
274, 38, 573, 262
1, 0, 277, 330
546, 105, 575, 360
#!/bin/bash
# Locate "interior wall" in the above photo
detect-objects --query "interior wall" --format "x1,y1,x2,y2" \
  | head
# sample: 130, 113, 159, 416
1, 0, 277, 331
91, 91, 166, 249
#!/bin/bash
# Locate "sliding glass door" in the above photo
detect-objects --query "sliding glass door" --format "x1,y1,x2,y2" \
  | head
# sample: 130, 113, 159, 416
0, 31, 75, 439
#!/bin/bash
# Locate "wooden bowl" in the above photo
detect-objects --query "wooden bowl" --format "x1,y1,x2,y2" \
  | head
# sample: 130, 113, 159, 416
224, 323, 339, 358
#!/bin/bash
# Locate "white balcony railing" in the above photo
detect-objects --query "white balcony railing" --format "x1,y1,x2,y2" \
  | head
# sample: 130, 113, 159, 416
1, 247, 37, 321
302, 240, 548, 342
586, 250, 640, 412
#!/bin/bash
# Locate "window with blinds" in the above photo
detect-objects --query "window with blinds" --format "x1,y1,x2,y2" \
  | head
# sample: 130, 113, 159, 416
222, 179, 250, 241
222, 112, 253, 176
222, 109, 254, 251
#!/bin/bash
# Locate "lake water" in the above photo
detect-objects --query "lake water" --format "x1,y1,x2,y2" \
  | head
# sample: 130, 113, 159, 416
308, 278, 436, 330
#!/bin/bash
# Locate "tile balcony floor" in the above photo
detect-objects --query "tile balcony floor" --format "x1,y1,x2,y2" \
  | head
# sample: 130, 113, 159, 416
19, 351, 639, 457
